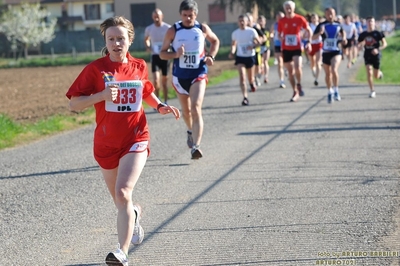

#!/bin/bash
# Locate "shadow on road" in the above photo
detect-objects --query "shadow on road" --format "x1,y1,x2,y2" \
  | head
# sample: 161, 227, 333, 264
0, 165, 99, 180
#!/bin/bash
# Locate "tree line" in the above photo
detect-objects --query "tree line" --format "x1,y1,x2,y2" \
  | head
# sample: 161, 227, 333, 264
0, 3, 56, 59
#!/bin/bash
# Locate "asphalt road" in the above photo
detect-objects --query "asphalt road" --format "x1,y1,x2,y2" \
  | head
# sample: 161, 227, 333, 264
1, 58, 399, 266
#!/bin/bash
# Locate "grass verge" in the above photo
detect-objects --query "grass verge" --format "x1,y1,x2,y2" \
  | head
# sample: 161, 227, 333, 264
0, 110, 95, 150
355, 31, 400, 84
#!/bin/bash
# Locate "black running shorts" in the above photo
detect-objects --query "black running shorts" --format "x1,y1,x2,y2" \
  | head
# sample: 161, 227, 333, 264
151, 54, 170, 76
235, 56, 255, 69
282, 49, 302, 63
364, 54, 381, 69
322, 51, 341, 65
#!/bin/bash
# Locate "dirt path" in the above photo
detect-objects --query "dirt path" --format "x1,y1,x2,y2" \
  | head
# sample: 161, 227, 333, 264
0, 60, 236, 123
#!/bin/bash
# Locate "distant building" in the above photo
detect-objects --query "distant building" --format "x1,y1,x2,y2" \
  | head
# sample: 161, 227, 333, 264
4, 0, 114, 31
4, 0, 245, 31
0, 0, 251, 54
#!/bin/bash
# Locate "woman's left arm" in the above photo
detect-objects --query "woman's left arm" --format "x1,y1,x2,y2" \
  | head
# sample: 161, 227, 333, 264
143, 93, 180, 119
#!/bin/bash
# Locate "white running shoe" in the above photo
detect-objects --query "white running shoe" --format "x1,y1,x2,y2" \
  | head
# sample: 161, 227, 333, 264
131, 205, 144, 245
105, 244, 128, 266
369, 91, 376, 98
191, 146, 203, 159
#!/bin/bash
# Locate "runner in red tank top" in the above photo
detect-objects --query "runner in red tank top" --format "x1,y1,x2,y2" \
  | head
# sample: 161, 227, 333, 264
277, 1, 312, 102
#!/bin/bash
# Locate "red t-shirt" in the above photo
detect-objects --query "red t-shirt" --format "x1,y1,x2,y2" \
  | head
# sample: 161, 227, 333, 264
66, 53, 154, 148
277, 14, 308, 51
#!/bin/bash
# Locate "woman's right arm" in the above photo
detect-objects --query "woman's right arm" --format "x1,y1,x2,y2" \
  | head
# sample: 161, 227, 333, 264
67, 64, 117, 112
69, 83, 118, 112
69, 93, 105, 112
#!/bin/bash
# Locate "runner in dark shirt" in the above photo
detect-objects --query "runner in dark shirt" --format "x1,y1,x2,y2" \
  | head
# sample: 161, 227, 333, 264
358, 16, 387, 98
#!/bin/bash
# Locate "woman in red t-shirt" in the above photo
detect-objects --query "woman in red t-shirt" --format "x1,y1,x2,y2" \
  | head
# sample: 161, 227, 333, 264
66, 16, 180, 265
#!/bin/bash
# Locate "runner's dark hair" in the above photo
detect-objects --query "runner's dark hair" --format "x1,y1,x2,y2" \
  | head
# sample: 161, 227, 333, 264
179, 0, 198, 14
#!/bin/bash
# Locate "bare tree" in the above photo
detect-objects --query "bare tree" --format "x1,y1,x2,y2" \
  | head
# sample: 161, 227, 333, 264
0, 2, 57, 59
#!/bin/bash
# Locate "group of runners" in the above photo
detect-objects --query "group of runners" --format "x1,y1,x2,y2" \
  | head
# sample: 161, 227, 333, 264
229, 0, 387, 105
141, 0, 388, 161
65, 1, 388, 265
